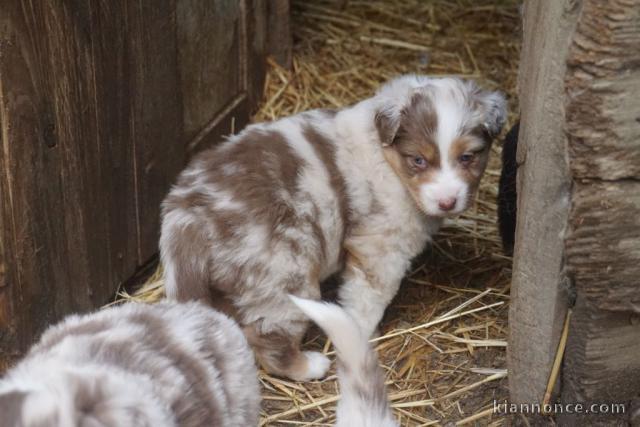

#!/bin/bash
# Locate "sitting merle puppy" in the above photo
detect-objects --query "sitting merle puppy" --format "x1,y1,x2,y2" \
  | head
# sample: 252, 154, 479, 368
0, 301, 260, 427
160, 74, 507, 381
497, 121, 519, 255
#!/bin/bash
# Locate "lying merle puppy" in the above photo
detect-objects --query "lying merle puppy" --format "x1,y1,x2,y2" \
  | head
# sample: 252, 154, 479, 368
0, 301, 259, 427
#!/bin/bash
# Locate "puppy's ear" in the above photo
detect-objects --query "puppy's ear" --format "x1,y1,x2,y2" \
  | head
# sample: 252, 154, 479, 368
374, 105, 401, 147
475, 89, 507, 138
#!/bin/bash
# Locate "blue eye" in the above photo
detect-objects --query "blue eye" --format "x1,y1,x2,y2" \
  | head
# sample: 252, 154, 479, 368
459, 153, 475, 164
412, 156, 427, 168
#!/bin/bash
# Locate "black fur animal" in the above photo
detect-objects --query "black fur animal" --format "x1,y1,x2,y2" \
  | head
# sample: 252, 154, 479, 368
498, 121, 519, 255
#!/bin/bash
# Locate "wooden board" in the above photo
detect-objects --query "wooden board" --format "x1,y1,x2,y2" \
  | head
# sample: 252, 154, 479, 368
507, 0, 576, 405
0, 0, 273, 357
127, 0, 185, 262
177, 0, 244, 144
246, 0, 269, 107
178, 0, 269, 156
266, 0, 293, 68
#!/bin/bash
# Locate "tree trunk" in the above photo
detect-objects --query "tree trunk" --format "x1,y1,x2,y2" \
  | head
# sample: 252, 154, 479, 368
511, 1, 640, 424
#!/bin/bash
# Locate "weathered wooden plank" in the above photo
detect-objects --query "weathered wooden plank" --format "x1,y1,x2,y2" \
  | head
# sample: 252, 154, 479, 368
0, 0, 139, 352
186, 96, 250, 155
127, 0, 184, 262
76, 0, 139, 300
0, 1, 94, 352
0, 0, 272, 359
246, 0, 269, 109
177, 0, 243, 143
0, 27, 20, 361
508, 0, 577, 404
266, 0, 292, 69
178, 0, 271, 156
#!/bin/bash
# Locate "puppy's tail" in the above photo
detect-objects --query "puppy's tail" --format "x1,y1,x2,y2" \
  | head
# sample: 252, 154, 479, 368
289, 296, 397, 427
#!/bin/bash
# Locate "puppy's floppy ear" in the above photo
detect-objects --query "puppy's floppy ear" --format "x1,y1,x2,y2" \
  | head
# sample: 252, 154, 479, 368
374, 104, 401, 147
475, 89, 507, 138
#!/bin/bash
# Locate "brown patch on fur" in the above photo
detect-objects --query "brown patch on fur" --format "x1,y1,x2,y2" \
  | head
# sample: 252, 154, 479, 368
317, 108, 337, 117
164, 220, 214, 301
206, 288, 238, 318
379, 92, 444, 211
243, 323, 311, 381
222, 130, 302, 214
374, 109, 399, 146
34, 318, 112, 353
210, 131, 323, 269
448, 133, 492, 188
368, 186, 385, 216
193, 312, 256, 426
0, 391, 27, 427
163, 122, 347, 379
168, 128, 305, 242
163, 190, 211, 214
127, 312, 225, 427
163, 128, 318, 307
381, 147, 437, 214
393, 93, 440, 172
303, 124, 351, 252
72, 378, 147, 426
338, 348, 393, 419
375, 92, 438, 149
308, 204, 328, 262
342, 243, 387, 292
343, 242, 367, 273
397, 92, 439, 150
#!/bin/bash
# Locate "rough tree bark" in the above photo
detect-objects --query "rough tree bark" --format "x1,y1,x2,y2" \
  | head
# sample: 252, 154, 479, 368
511, 1, 640, 424
561, 1, 640, 424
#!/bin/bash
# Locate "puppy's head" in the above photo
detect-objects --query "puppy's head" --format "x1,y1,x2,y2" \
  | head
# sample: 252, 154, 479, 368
375, 76, 506, 217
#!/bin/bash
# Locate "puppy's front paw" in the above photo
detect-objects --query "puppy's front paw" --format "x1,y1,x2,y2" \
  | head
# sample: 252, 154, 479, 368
300, 351, 330, 380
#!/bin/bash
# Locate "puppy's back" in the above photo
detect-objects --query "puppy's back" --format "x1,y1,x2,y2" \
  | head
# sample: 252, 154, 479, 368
0, 301, 260, 427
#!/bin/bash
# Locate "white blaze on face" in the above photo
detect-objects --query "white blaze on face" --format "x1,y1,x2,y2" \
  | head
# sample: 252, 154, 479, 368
419, 168, 468, 216
418, 88, 470, 216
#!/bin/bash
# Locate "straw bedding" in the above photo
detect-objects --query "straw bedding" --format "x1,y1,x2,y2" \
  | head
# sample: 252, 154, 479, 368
119, 1, 521, 425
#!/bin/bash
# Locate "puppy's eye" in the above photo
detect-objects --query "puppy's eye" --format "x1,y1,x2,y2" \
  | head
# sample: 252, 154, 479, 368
459, 153, 475, 165
411, 156, 428, 169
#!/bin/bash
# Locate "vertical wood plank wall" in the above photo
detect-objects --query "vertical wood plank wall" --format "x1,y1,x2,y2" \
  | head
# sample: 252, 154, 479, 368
0, 0, 274, 359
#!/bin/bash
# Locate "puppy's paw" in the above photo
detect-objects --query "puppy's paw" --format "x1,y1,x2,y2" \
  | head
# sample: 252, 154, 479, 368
300, 351, 330, 380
